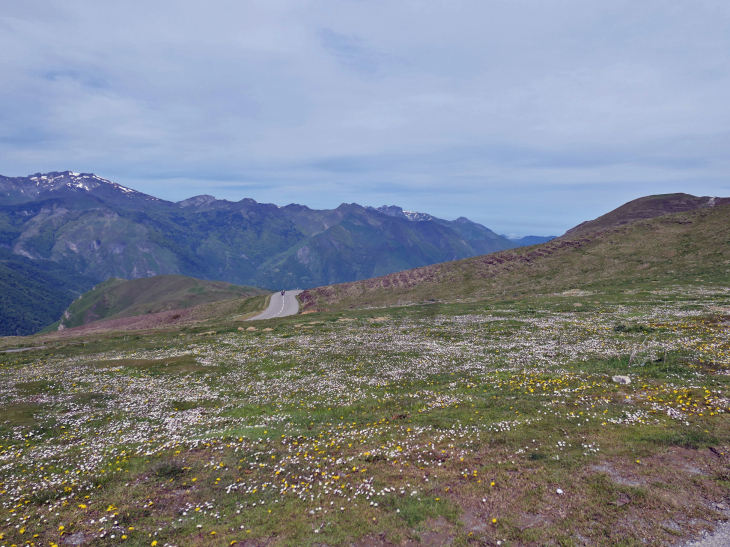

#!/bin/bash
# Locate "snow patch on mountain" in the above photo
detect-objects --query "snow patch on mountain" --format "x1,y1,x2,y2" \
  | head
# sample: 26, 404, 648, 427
0, 171, 160, 202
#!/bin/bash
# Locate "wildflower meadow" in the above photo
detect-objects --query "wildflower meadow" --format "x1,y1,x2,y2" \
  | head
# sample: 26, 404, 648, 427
1, 286, 729, 546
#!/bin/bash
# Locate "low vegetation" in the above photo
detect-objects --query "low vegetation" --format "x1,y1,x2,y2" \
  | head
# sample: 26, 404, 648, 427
0, 248, 96, 337
56, 275, 267, 330
300, 203, 730, 312
0, 284, 729, 546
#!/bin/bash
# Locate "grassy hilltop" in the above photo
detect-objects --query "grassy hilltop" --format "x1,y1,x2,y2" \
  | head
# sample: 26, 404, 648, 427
0, 194, 729, 546
53, 275, 268, 331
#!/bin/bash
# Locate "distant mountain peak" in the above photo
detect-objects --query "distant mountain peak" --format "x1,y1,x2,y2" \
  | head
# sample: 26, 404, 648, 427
178, 194, 217, 208
373, 205, 434, 222
402, 210, 433, 221
1, 171, 160, 203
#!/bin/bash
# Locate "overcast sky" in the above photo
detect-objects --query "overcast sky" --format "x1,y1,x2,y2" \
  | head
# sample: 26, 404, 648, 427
1, 1, 729, 236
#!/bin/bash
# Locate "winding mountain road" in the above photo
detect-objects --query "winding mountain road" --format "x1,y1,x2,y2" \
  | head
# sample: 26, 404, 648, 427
247, 290, 303, 321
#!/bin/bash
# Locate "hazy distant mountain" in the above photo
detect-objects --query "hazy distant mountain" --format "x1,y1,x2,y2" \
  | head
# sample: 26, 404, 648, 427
373, 205, 516, 255
506, 235, 557, 247
0, 171, 517, 333
0, 171, 166, 208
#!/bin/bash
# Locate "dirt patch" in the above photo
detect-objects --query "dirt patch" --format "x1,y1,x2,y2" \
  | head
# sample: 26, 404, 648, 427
589, 462, 644, 487
460, 508, 490, 533
354, 535, 396, 547
648, 446, 712, 477
516, 512, 549, 530
93, 355, 217, 374
404, 517, 454, 546
61, 532, 91, 545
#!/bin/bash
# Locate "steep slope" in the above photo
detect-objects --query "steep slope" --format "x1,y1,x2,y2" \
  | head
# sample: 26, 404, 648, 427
58, 275, 267, 330
299, 202, 730, 311
253, 204, 486, 288
374, 205, 516, 255
0, 248, 96, 336
563, 193, 730, 238
1, 197, 183, 280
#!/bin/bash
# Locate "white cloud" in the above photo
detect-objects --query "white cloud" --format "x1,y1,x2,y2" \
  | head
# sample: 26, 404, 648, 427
0, 0, 729, 234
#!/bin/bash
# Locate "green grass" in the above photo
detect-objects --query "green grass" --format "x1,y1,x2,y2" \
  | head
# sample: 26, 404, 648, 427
0, 284, 729, 546
300, 203, 730, 312
59, 274, 267, 329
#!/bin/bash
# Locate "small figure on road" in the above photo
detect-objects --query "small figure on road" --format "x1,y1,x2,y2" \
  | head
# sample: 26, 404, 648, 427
281, 290, 285, 296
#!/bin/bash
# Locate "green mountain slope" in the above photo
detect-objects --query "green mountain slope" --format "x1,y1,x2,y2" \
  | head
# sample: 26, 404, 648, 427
58, 275, 267, 330
252, 204, 511, 288
0, 172, 516, 291
299, 202, 730, 311
0, 248, 96, 336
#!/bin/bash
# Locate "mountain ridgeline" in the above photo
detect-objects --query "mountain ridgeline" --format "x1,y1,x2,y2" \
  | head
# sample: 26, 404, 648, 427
0, 172, 516, 289
0, 171, 518, 334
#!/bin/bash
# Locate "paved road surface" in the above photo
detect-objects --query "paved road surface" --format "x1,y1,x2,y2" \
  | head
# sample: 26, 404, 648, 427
0, 346, 45, 353
247, 290, 303, 321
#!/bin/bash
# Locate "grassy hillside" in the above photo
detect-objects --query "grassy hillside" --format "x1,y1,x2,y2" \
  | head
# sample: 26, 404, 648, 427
563, 193, 730, 237
57, 274, 268, 330
300, 202, 730, 311
2, 193, 730, 546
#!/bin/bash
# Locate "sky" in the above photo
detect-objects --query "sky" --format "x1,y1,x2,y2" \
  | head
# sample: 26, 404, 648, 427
1, 1, 729, 236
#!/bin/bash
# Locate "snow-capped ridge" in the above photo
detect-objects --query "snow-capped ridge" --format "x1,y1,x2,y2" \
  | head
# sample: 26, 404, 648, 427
402, 210, 434, 222
1, 171, 161, 202
371, 205, 435, 222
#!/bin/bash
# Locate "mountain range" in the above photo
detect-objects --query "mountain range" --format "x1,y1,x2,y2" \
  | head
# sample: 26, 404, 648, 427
0, 171, 523, 335
3, 181, 726, 337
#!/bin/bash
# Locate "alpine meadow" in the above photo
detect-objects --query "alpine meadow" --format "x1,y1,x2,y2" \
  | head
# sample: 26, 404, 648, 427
1, 193, 729, 546
3, 2, 730, 546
